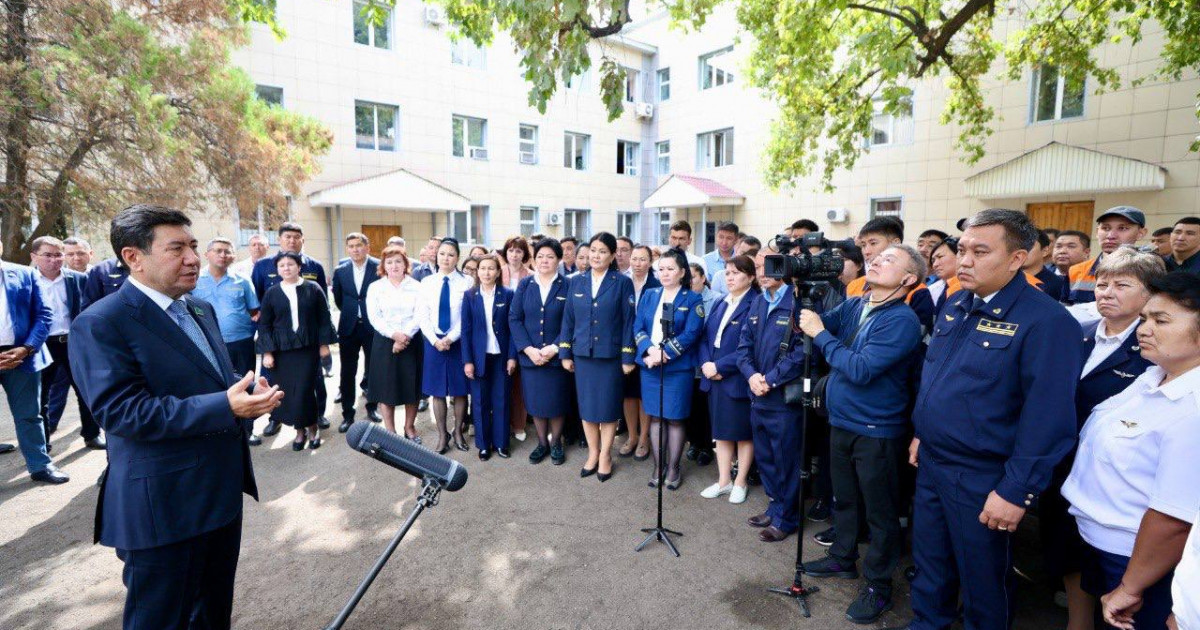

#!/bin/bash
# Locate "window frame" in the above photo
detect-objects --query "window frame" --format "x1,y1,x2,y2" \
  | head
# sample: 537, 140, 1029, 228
657, 68, 670, 102
450, 37, 486, 69
1030, 65, 1087, 124
655, 140, 671, 175
352, 0, 392, 49
869, 196, 904, 220
624, 66, 641, 103
255, 84, 284, 107
698, 46, 735, 91
354, 100, 399, 152
445, 204, 490, 245
655, 210, 672, 246
617, 140, 641, 176
564, 208, 592, 240
696, 128, 734, 169
617, 211, 641, 240
519, 206, 539, 238
563, 131, 591, 171
865, 92, 915, 148
518, 124, 539, 165
451, 114, 488, 158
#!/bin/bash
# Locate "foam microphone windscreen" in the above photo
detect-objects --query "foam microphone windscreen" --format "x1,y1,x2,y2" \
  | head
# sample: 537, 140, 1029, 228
345, 422, 468, 491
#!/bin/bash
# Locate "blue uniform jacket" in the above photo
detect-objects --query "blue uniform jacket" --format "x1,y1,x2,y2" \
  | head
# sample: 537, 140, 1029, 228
633, 286, 705, 372
61, 268, 86, 320
460, 285, 517, 377
814, 297, 922, 439
251, 252, 327, 300
81, 258, 129, 311
913, 272, 1082, 506
557, 269, 636, 364
2, 262, 53, 372
509, 274, 568, 368
68, 281, 257, 551
1035, 266, 1067, 303
735, 288, 807, 410
1076, 320, 1151, 429
698, 290, 758, 398
331, 257, 379, 337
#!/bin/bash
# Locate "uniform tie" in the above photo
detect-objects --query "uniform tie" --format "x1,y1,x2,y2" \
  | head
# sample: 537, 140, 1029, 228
168, 300, 221, 375
438, 275, 452, 335
970, 295, 987, 314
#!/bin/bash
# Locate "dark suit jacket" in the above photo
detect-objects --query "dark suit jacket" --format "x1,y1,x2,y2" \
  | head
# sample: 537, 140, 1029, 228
1076, 320, 1152, 429
68, 282, 257, 551
699, 290, 757, 397
81, 257, 128, 311
2, 262, 53, 372
558, 269, 636, 364
255, 281, 337, 353
460, 286, 517, 377
62, 268, 86, 320
331, 257, 379, 337
509, 274, 568, 368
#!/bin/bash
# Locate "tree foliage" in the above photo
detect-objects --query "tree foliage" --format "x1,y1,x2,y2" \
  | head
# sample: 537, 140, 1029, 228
1, 0, 332, 261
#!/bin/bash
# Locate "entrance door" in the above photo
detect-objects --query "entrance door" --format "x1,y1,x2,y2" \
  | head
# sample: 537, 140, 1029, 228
361, 225, 402, 259
1026, 201, 1094, 234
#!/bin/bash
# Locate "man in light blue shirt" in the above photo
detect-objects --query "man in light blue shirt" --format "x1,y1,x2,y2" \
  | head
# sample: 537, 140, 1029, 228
703, 221, 740, 279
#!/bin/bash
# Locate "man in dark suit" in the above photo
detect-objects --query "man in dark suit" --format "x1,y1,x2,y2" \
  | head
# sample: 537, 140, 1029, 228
81, 256, 129, 311
70, 204, 282, 630
331, 232, 381, 432
29, 236, 105, 450
0, 238, 67, 482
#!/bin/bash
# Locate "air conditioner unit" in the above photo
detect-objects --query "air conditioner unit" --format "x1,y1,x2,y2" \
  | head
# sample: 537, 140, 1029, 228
634, 102, 654, 119
424, 5, 447, 26
519, 151, 537, 165
545, 212, 562, 226
826, 207, 849, 224
469, 147, 488, 160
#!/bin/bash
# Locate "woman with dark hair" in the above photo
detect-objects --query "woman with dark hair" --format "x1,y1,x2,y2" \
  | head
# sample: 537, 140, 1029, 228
418, 238, 472, 453
510, 238, 572, 465
461, 253, 517, 460
257, 252, 336, 451
633, 248, 706, 489
700, 255, 760, 503
461, 255, 481, 282
1062, 271, 1200, 630
365, 245, 424, 441
687, 261, 719, 466
559, 232, 636, 481
468, 245, 490, 259
620, 244, 660, 459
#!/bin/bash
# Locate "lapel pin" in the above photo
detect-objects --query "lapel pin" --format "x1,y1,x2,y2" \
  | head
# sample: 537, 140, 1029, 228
992, 308, 1001, 314
1119, 419, 1139, 429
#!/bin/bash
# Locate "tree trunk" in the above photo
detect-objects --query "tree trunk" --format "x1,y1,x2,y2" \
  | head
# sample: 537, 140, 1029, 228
1, 0, 31, 262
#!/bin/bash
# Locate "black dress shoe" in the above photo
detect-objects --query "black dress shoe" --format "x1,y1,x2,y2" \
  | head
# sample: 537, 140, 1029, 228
292, 439, 306, 451
263, 419, 282, 436
759, 526, 793, 542
334, 393, 343, 404
418, 399, 429, 412
598, 468, 613, 482
479, 449, 491, 461
338, 419, 354, 433
85, 436, 107, 450
747, 513, 772, 528
247, 434, 263, 446
695, 449, 714, 466
308, 437, 322, 450
46, 442, 53, 453
0, 443, 16, 454
550, 444, 565, 466
580, 466, 597, 478
31, 467, 70, 484
454, 436, 470, 452
686, 445, 698, 461
318, 417, 331, 430
367, 409, 382, 423
496, 448, 511, 459
529, 444, 549, 464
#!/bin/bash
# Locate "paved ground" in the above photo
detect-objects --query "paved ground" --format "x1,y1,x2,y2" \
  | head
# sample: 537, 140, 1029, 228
0, 353, 1067, 629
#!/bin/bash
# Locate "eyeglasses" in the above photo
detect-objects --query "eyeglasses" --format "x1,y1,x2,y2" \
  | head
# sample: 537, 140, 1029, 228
35, 252, 64, 259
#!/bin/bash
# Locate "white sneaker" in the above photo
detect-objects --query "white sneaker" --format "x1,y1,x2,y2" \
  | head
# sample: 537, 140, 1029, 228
729, 485, 748, 504
701, 483, 733, 499
513, 431, 527, 442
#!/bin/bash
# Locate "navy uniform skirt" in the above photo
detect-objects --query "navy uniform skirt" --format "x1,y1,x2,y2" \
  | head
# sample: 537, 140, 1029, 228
522, 363, 571, 418
709, 387, 752, 441
422, 337, 469, 397
640, 366, 693, 421
367, 333, 423, 407
574, 356, 623, 423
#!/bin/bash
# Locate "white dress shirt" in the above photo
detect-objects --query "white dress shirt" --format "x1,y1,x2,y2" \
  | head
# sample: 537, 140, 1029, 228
280, 279, 303, 332
1062, 365, 1200, 556
1081, 319, 1139, 377
1173, 510, 1200, 630
535, 274, 554, 304
589, 271, 607, 299
128, 276, 175, 312
352, 261, 367, 293
418, 271, 471, 342
35, 271, 70, 336
366, 276, 421, 339
713, 290, 747, 349
0, 268, 14, 345
480, 286, 501, 354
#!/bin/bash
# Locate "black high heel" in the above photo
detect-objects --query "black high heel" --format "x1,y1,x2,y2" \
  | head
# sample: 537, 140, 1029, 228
454, 433, 470, 452
580, 466, 597, 478
309, 437, 322, 450
598, 470, 613, 482
292, 439, 306, 452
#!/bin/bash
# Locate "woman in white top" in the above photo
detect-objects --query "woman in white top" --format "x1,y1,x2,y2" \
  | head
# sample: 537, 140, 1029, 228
418, 238, 473, 454
365, 245, 423, 441
1062, 271, 1200, 630
1169, 510, 1200, 630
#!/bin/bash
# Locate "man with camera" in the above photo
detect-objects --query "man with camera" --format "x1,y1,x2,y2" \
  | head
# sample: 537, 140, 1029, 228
794, 244, 926, 623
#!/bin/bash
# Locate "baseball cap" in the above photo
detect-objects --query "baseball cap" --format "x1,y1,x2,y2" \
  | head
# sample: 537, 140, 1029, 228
1096, 205, 1145, 227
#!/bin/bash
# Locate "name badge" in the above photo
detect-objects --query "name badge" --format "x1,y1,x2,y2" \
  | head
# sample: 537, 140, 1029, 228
574, 293, 584, 298
775, 318, 789, 326
556, 296, 566, 301
976, 319, 1018, 336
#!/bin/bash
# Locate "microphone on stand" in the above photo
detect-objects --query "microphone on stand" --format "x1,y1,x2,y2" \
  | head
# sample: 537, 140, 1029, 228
660, 301, 675, 336
345, 422, 469, 491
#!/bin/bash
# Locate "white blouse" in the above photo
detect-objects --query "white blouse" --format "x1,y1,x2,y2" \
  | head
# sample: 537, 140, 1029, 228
714, 290, 747, 349
480, 286, 501, 354
535, 274, 555, 304
366, 276, 422, 339
417, 271, 472, 342
280, 279, 303, 332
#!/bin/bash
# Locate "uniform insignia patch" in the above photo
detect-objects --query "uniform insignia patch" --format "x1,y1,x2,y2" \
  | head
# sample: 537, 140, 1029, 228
992, 308, 1002, 315
1113, 370, 1136, 378
1120, 419, 1139, 428
976, 319, 1018, 336
696, 304, 706, 318
944, 314, 955, 321
574, 293, 583, 298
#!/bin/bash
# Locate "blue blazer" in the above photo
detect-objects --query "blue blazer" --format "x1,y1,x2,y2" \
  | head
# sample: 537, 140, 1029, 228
69, 282, 258, 551
1076, 320, 1151, 429
81, 258, 128, 311
509, 274, 568, 368
2, 262, 52, 372
460, 286, 517, 377
699, 290, 757, 398
331, 257, 379, 337
633, 287, 705, 372
62, 268, 86, 320
558, 269, 636, 364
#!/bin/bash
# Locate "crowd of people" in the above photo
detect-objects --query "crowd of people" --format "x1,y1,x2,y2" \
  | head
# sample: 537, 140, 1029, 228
1, 203, 1198, 630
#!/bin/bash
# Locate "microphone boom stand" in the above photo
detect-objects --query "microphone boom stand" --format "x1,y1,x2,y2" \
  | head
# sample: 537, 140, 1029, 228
635, 307, 682, 557
326, 477, 444, 630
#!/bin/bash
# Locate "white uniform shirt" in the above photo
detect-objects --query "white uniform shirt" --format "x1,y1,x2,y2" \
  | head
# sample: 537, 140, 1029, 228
365, 276, 421, 339
280, 279, 303, 332
534, 274, 554, 304
0, 268, 15, 345
35, 271, 70, 336
649, 288, 680, 346
1081, 319, 1139, 377
480, 286, 501, 354
418, 271, 471, 342
713, 290, 747, 349
352, 261, 367, 294
1062, 365, 1200, 556
1173, 510, 1200, 630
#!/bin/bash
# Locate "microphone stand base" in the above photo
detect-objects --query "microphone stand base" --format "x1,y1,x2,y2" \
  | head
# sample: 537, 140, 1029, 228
767, 583, 820, 618
635, 526, 682, 557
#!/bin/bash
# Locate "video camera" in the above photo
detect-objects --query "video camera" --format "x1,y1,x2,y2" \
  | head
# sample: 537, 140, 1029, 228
764, 232, 849, 284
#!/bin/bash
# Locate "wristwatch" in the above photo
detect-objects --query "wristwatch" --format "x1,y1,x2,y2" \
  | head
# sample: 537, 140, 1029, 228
20, 345, 35, 356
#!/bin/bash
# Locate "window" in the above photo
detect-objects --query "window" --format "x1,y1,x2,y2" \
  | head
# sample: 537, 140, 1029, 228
352, 0, 390, 49
255, 85, 283, 107
657, 68, 670, 102
696, 128, 734, 169
565, 67, 591, 91
446, 205, 490, 244
451, 38, 486, 69
519, 124, 538, 164
519, 206, 539, 237
624, 67, 641, 103
655, 141, 670, 175
1032, 66, 1085, 123
655, 211, 671, 246
452, 115, 487, 158
867, 92, 914, 147
564, 209, 591, 240
617, 211, 640, 240
617, 140, 640, 176
870, 197, 903, 220
563, 132, 590, 170
699, 46, 735, 90
355, 101, 398, 151
237, 199, 287, 246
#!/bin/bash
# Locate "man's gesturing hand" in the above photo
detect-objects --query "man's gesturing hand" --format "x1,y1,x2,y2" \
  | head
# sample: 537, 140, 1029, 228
227, 372, 283, 419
